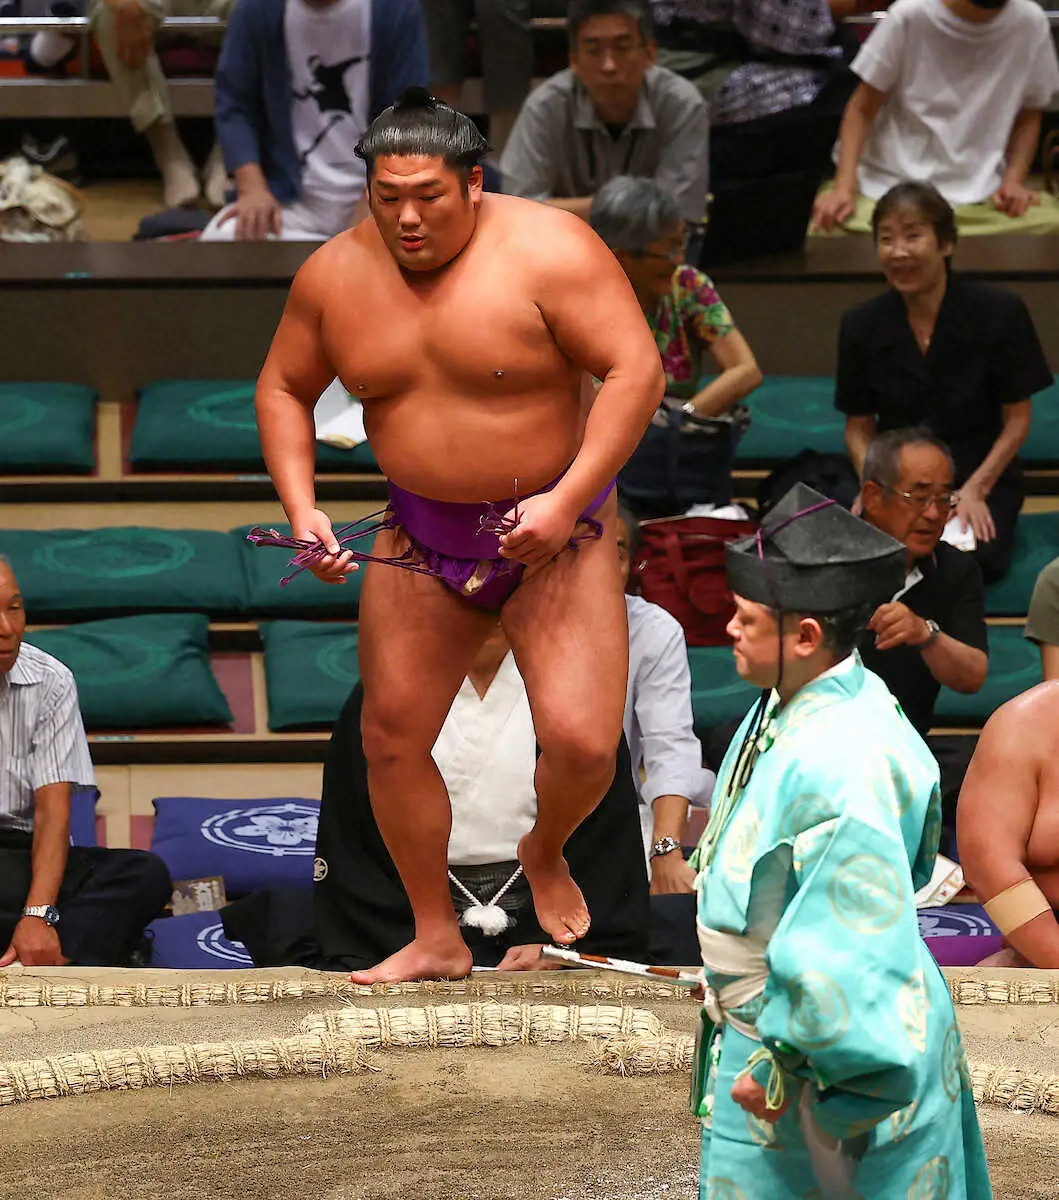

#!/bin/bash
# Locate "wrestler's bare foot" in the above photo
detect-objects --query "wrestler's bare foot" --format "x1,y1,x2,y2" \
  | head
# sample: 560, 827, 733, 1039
976, 946, 1032, 969
348, 937, 473, 985
518, 833, 590, 945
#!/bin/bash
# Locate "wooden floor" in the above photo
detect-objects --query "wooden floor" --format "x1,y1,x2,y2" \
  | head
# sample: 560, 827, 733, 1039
80, 178, 208, 242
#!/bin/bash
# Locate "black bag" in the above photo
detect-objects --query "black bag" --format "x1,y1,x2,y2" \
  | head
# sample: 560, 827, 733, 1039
757, 449, 860, 518
619, 404, 748, 518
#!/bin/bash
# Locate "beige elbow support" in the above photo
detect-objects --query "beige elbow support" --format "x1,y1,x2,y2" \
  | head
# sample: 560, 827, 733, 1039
983, 878, 1052, 936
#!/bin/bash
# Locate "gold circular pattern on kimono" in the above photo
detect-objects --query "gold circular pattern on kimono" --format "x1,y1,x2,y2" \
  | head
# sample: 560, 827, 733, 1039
941, 1024, 962, 1102
869, 754, 913, 818
827, 854, 904, 934
889, 1098, 919, 1144
777, 792, 835, 842
705, 1180, 747, 1200
896, 970, 930, 1054
792, 821, 838, 878
788, 972, 850, 1052
720, 805, 761, 884
908, 1155, 951, 1200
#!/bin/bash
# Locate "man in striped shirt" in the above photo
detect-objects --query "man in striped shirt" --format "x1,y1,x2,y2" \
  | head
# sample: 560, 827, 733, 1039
0, 558, 171, 967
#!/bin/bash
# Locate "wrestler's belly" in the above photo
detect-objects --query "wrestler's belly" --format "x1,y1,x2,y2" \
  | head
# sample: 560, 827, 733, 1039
363, 389, 583, 503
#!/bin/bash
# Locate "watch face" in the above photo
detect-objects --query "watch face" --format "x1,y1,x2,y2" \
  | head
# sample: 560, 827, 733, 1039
44, 906, 60, 925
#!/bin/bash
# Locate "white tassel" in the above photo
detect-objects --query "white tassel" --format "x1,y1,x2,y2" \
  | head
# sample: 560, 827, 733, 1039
459, 902, 512, 937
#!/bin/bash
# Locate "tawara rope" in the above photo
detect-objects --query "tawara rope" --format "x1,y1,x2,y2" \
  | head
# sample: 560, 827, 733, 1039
299, 1002, 664, 1046
949, 977, 1059, 1006
0, 974, 687, 1010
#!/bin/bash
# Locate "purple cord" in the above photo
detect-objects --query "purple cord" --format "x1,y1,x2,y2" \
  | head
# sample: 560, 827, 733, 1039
245, 509, 432, 587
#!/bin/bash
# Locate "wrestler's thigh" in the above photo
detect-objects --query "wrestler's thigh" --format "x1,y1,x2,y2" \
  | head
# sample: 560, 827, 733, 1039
357, 529, 497, 747
501, 492, 628, 747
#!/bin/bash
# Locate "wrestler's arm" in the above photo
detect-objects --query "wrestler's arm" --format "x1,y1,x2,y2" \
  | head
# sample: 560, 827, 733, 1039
536, 216, 665, 514
957, 701, 1059, 967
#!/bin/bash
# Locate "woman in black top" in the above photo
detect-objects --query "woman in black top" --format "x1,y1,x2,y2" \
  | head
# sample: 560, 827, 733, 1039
835, 181, 1053, 583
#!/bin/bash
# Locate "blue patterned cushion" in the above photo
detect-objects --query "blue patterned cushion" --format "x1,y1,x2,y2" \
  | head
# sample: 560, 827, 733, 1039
985, 512, 1059, 616
150, 796, 320, 897
260, 621, 359, 731
146, 911, 254, 969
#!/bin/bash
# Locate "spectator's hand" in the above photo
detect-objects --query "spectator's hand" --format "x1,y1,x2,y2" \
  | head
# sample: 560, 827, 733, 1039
219, 187, 283, 241
868, 602, 931, 652
991, 180, 1041, 220
0, 917, 64, 968
107, 0, 154, 69
731, 1073, 791, 1124
650, 850, 696, 895
498, 491, 580, 569
289, 507, 358, 584
495, 944, 563, 971
811, 184, 856, 233
955, 488, 995, 544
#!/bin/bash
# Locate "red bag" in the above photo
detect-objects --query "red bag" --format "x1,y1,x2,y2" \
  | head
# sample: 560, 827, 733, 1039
634, 514, 757, 646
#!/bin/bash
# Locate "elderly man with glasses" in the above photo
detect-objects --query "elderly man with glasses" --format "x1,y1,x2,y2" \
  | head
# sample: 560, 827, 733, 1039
857, 426, 988, 739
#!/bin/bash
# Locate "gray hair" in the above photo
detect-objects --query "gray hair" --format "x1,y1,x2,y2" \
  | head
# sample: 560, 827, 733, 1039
589, 176, 682, 256
862, 426, 955, 488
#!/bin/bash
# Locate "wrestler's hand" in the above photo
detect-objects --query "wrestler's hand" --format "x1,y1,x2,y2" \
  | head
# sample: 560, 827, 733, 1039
290, 507, 358, 584
498, 492, 579, 569
731, 1074, 791, 1125
868, 602, 930, 652
0, 917, 65, 968
494, 944, 563, 971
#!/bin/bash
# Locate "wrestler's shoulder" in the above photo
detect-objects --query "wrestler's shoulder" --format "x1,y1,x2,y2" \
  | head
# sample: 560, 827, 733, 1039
288, 224, 383, 295
483, 194, 607, 260
983, 680, 1059, 744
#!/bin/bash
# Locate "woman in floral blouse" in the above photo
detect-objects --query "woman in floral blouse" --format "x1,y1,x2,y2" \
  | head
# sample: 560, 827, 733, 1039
591, 176, 762, 517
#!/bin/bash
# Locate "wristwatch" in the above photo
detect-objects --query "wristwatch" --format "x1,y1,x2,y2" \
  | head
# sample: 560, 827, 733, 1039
650, 836, 682, 859
22, 904, 60, 927
921, 619, 941, 646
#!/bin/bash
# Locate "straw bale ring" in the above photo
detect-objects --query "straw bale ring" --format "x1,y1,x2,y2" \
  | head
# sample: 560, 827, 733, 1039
0, 967, 1057, 1199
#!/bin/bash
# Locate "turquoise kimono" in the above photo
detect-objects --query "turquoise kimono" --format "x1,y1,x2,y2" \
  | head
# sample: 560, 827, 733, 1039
693, 657, 992, 1200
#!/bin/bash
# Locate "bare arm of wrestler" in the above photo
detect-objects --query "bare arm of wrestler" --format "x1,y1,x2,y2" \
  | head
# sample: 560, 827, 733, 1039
957, 690, 1059, 968
499, 215, 665, 568
255, 250, 357, 583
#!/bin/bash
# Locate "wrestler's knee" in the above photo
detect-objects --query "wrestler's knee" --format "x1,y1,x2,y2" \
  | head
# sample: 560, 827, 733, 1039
360, 699, 430, 770
538, 724, 619, 787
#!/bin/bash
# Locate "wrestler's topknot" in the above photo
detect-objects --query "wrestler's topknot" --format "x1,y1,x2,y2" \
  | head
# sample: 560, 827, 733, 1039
355, 88, 490, 180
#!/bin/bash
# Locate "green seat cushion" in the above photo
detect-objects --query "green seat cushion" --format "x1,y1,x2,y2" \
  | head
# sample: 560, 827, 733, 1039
0, 383, 97, 474
935, 625, 1040, 726
130, 380, 378, 472
26, 614, 232, 729
734, 376, 844, 463
1, 527, 248, 619
985, 512, 1059, 616
260, 620, 359, 731
234, 523, 371, 617
686, 644, 758, 735
1023, 381, 1059, 466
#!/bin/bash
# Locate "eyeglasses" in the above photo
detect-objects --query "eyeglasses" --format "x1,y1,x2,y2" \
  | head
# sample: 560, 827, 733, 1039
637, 243, 684, 264
885, 487, 959, 512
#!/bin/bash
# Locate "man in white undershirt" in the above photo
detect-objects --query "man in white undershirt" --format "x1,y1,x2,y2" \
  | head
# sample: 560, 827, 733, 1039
812, 0, 1059, 235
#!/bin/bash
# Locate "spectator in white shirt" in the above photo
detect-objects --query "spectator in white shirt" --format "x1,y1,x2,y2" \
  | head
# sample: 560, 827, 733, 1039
0, 558, 171, 968
616, 505, 714, 893
812, 0, 1059, 235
